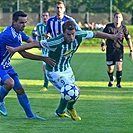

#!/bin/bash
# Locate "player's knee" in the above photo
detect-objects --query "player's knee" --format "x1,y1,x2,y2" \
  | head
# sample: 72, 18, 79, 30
116, 63, 122, 71
4, 78, 14, 90
108, 66, 114, 73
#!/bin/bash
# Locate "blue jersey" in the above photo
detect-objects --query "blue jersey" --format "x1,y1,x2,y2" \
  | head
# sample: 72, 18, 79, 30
0, 25, 29, 69
46, 15, 81, 37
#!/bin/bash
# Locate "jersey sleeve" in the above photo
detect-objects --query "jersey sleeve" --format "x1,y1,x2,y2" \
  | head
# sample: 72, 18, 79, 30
123, 26, 131, 40
69, 17, 81, 31
46, 19, 52, 34
85, 31, 94, 39
40, 34, 64, 52
36, 24, 41, 37
39, 39, 57, 52
76, 30, 94, 40
102, 24, 109, 33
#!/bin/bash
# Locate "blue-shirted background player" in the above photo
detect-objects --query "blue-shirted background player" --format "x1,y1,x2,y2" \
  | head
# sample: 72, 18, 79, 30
0, 11, 55, 120
46, 1, 81, 38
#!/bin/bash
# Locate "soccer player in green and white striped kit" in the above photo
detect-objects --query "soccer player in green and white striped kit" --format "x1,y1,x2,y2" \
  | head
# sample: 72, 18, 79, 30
36, 11, 50, 91
6, 20, 123, 121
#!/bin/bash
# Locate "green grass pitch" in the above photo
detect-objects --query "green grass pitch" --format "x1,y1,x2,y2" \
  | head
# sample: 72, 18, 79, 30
0, 46, 133, 133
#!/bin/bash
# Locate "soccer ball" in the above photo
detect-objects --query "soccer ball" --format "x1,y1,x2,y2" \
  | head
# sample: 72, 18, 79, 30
60, 84, 80, 101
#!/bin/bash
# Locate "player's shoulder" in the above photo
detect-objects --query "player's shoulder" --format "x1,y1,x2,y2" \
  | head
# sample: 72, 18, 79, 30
47, 33, 64, 43
48, 16, 56, 21
3, 25, 11, 32
76, 30, 88, 34
19, 30, 27, 35
105, 23, 114, 27
36, 22, 43, 26
1, 25, 12, 37
0, 25, 15, 42
121, 24, 127, 29
75, 30, 93, 37
121, 24, 128, 32
64, 15, 75, 20
64, 15, 71, 19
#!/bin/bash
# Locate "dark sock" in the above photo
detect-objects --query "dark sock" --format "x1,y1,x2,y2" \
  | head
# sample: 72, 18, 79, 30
116, 71, 122, 85
56, 98, 68, 114
67, 100, 76, 110
107, 71, 114, 81
44, 74, 48, 88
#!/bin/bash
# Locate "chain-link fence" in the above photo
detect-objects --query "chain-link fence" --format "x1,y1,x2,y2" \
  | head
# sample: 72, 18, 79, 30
0, 12, 132, 27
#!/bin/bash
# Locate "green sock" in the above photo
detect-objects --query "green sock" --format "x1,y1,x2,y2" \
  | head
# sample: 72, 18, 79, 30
67, 100, 76, 110
44, 74, 48, 88
56, 98, 68, 114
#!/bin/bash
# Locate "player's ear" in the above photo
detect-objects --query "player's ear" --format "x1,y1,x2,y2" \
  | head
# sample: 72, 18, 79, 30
121, 16, 123, 21
121, 14, 123, 21
12, 20, 17, 25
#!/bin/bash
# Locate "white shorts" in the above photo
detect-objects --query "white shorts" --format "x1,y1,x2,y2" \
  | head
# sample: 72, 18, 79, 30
42, 48, 49, 66
46, 67, 75, 92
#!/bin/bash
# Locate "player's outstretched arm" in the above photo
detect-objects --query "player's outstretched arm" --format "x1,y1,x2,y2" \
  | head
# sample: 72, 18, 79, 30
94, 31, 123, 40
19, 50, 56, 67
6, 40, 40, 53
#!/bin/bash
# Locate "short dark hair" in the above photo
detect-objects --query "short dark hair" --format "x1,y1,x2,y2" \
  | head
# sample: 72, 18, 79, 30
62, 20, 76, 33
12, 11, 27, 21
114, 12, 122, 17
56, 1, 65, 7
42, 11, 50, 15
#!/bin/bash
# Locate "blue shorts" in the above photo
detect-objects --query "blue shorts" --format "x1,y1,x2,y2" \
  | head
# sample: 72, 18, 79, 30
0, 66, 22, 90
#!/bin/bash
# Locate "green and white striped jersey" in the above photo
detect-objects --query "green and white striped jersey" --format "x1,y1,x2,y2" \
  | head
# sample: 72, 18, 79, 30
40, 30, 94, 72
36, 22, 47, 40
36, 22, 49, 56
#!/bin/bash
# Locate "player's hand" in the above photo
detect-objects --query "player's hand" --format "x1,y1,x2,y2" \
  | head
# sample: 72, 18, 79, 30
101, 46, 106, 52
115, 31, 123, 40
6, 45, 15, 53
43, 57, 56, 67
129, 51, 133, 60
45, 33, 51, 39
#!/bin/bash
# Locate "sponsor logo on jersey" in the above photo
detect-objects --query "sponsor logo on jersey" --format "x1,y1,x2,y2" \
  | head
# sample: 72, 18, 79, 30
63, 50, 73, 57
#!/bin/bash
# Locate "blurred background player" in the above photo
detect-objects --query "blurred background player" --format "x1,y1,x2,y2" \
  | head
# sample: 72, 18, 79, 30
36, 11, 50, 91
101, 12, 133, 88
46, 1, 81, 38
31, 26, 37, 40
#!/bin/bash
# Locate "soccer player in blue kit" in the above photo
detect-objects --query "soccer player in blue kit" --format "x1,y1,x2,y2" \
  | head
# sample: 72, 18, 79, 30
6, 20, 123, 121
46, 1, 81, 38
0, 11, 55, 120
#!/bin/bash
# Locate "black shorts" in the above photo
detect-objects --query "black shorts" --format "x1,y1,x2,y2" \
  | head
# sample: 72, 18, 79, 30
106, 49, 123, 66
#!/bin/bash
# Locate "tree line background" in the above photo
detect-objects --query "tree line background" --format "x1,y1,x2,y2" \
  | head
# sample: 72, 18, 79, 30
0, 0, 133, 26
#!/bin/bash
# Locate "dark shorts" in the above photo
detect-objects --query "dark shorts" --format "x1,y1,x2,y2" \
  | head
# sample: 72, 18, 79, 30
106, 49, 123, 66
0, 66, 22, 90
